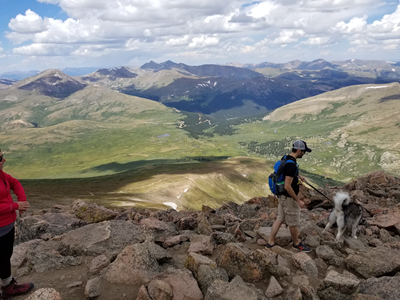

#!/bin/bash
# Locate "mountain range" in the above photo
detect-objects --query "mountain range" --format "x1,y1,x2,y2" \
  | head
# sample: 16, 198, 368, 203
1, 58, 400, 119
1, 58, 400, 208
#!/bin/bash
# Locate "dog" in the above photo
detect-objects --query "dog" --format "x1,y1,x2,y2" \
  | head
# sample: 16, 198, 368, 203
322, 191, 363, 242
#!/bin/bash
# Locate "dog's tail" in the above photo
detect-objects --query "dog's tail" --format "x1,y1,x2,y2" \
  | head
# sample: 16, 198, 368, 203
333, 191, 351, 207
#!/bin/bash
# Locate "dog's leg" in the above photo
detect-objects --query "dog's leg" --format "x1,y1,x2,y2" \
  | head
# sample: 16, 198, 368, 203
323, 221, 333, 234
335, 215, 345, 242
351, 222, 358, 239
323, 212, 337, 234
351, 214, 362, 239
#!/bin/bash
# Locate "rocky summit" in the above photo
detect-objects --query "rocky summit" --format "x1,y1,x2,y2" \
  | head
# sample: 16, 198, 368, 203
12, 170, 400, 300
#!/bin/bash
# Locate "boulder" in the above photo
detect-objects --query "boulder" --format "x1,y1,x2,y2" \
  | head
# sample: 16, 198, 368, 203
151, 268, 203, 300
188, 234, 214, 255
292, 252, 318, 277
265, 276, 283, 298
25, 288, 62, 300
59, 220, 151, 256
89, 254, 110, 274
84, 277, 101, 299
70, 199, 118, 223
148, 279, 173, 300
216, 243, 262, 281
103, 241, 171, 285
136, 285, 152, 300
358, 276, 400, 300
185, 252, 228, 295
256, 226, 292, 246
205, 277, 267, 300
139, 217, 178, 236
345, 246, 400, 278
15, 213, 85, 244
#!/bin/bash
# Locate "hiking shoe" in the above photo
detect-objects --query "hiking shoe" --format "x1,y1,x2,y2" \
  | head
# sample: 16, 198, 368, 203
1, 278, 34, 299
265, 243, 276, 249
292, 242, 312, 253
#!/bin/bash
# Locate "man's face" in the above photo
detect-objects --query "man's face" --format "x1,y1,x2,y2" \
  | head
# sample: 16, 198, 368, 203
297, 150, 306, 158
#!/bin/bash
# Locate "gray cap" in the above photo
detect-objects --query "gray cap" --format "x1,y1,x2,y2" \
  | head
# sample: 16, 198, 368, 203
293, 140, 312, 152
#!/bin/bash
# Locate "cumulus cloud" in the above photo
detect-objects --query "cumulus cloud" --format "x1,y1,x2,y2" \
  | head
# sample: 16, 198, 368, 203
3, 0, 400, 67
13, 43, 77, 56
9, 9, 49, 34
189, 35, 219, 48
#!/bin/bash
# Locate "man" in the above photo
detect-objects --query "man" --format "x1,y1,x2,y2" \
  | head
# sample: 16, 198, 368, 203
267, 140, 312, 252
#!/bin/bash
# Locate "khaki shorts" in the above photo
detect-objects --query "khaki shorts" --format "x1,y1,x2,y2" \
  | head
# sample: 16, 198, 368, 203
277, 195, 300, 227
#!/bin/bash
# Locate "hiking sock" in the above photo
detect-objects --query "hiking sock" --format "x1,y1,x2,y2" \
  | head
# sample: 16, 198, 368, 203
1, 276, 12, 287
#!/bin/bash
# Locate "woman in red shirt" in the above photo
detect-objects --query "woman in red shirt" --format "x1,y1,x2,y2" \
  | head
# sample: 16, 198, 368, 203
0, 150, 34, 299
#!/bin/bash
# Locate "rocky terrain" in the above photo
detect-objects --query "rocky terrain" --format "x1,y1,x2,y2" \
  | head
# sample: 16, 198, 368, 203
10, 170, 400, 300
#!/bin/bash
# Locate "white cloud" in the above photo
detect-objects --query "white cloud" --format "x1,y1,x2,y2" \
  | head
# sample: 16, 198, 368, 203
335, 16, 368, 34
13, 43, 77, 56
2, 0, 400, 69
189, 35, 219, 48
303, 37, 332, 45
8, 9, 49, 34
272, 30, 305, 45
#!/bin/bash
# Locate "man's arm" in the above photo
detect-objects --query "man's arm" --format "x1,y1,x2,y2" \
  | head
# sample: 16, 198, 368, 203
284, 176, 305, 208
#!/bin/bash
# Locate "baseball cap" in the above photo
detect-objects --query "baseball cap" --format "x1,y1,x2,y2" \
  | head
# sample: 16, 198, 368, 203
293, 140, 312, 152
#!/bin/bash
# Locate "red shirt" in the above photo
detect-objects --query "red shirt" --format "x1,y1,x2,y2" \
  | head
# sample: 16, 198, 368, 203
0, 171, 26, 228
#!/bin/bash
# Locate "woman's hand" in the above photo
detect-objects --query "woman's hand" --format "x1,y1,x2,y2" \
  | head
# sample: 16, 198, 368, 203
17, 201, 30, 217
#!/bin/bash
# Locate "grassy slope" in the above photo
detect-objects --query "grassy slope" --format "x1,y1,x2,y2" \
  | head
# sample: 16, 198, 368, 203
3, 81, 400, 210
227, 82, 400, 181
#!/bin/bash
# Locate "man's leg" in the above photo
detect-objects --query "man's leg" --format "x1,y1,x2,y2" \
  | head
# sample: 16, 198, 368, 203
268, 219, 284, 245
289, 225, 300, 246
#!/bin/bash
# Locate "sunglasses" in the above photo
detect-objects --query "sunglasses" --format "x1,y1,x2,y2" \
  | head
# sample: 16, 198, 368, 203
0, 154, 2, 162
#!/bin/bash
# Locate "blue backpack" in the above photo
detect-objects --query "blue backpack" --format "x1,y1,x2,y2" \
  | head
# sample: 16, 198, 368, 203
268, 156, 298, 195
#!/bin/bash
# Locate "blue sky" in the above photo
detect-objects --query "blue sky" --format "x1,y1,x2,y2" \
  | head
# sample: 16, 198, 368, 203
1, 0, 400, 72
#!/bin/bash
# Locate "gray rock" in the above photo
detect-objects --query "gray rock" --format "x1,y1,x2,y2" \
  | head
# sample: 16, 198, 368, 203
136, 285, 152, 300
15, 213, 85, 244
70, 199, 118, 223
257, 226, 292, 246
103, 241, 171, 285
211, 232, 236, 245
344, 237, 367, 251
84, 277, 101, 299
148, 279, 173, 300
197, 264, 229, 296
185, 252, 228, 294
304, 235, 321, 248
316, 245, 344, 267
188, 234, 214, 255
265, 276, 283, 298
28, 251, 82, 273
151, 268, 203, 300
89, 254, 110, 274
25, 288, 62, 300
216, 243, 262, 281
139, 217, 178, 236
292, 252, 318, 278
320, 270, 360, 295
345, 246, 400, 278
59, 220, 151, 256
205, 277, 267, 300
358, 276, 400, 300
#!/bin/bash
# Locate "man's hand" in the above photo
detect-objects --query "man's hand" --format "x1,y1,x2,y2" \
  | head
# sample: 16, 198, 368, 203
297, 200, 305, 209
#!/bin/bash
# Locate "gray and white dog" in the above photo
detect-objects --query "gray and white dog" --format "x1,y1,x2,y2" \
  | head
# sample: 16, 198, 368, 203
322, 191, 363, 242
